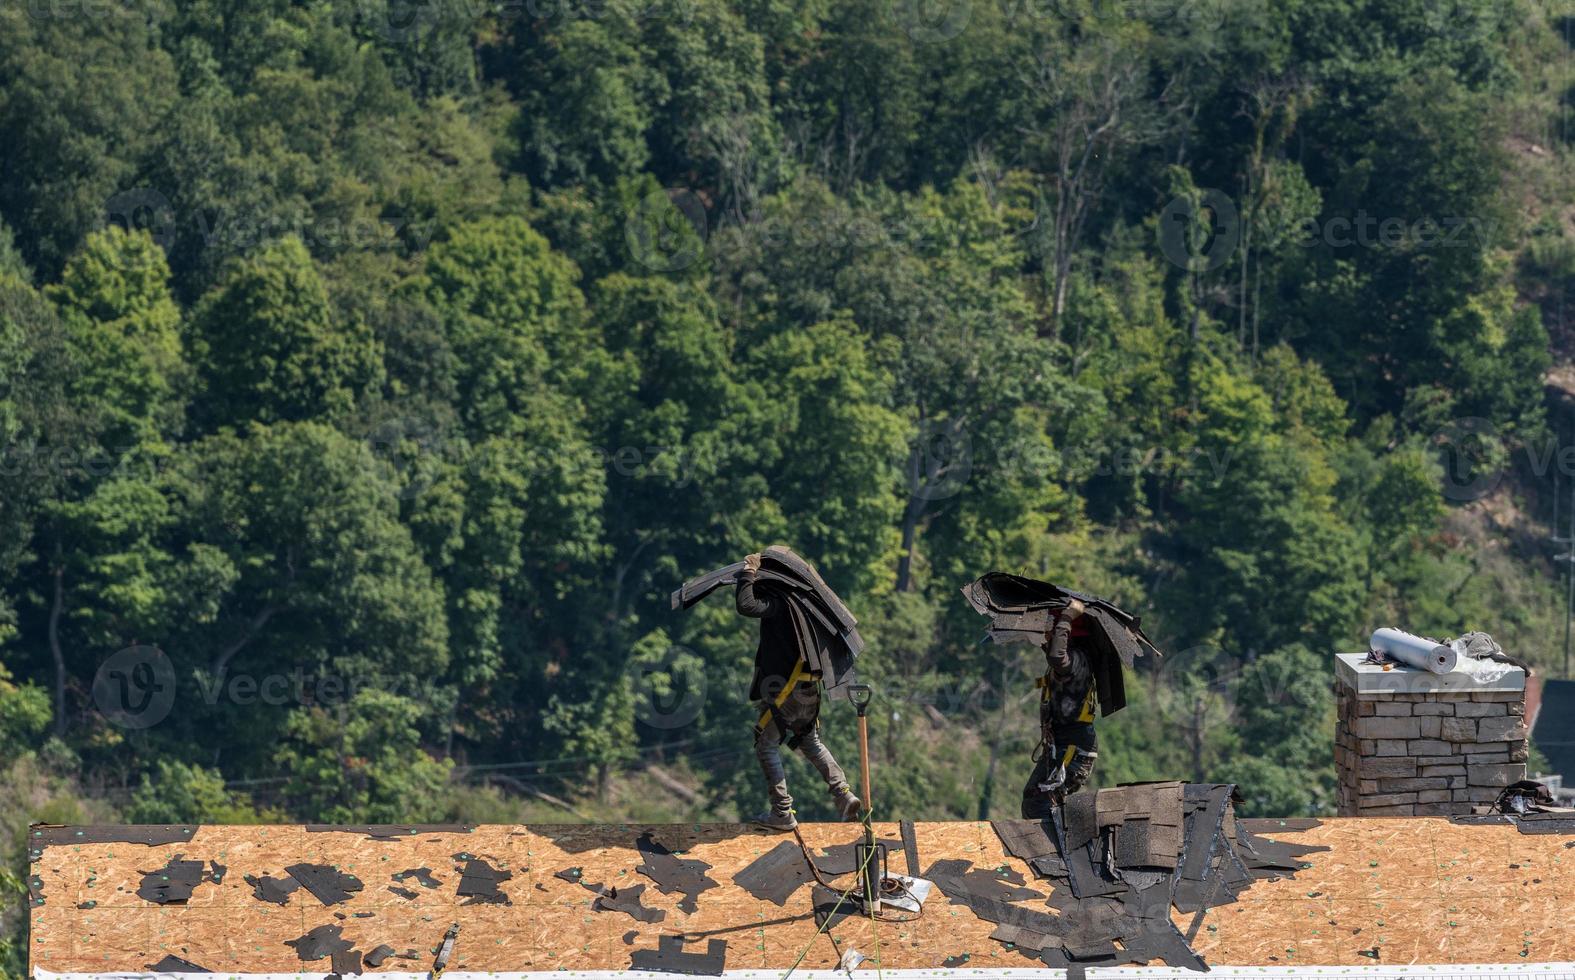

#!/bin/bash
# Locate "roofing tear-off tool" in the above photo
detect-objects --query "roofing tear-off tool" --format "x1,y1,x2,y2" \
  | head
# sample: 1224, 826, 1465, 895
849, 683, 888, 914
431, 922, 459, 978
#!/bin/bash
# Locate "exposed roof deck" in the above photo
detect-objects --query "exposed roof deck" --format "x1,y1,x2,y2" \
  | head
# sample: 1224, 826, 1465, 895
26, 816, 1575, 976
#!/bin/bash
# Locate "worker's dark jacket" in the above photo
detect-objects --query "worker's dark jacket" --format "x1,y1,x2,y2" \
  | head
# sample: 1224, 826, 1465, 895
1043, 632, 1096, 728
737, 570, 802, 702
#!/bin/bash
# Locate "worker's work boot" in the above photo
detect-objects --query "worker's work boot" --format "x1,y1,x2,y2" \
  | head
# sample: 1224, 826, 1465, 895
832, 786, 863, 821
750, 806, 798, 832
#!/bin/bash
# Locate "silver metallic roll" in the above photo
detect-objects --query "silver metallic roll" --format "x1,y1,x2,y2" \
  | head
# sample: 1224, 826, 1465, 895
1370, 627, 1458, 674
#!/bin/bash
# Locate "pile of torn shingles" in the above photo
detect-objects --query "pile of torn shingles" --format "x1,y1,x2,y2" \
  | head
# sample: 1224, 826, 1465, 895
1453, 811, 1575, 834
979, 782, 1326, 972
725, 781, 1324, 975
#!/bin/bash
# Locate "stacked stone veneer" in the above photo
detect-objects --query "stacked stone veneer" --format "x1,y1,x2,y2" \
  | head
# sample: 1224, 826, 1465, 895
1334, 652, 1527, 817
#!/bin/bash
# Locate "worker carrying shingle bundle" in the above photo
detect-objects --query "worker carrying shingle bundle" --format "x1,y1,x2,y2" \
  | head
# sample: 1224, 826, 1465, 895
735, 552, 862, 830
1026, 597, 1099, 815
962, 573, 1162, 817
671, 546, 865, 831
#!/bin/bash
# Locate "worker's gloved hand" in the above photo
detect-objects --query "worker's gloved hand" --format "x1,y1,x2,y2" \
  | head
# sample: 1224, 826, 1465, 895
744, 553, 762, 572
1064, 748, 1097, 795
1042, 598, 1085, 643
1036, 764, 1066, 796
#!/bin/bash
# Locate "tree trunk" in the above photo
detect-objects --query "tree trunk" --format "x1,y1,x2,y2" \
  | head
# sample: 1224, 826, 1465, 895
210, 603, 277, 683
1051, 249, 1073, 330
978, 739, 998, 821
895, 488, 926, 593
49, 559, 66, 736
1191, 695, 1206, 783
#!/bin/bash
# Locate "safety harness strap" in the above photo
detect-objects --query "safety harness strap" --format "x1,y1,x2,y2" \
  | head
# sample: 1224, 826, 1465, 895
757, 659, 811, 730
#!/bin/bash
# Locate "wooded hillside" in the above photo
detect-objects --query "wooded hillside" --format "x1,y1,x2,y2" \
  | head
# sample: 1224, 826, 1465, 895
3, 0, 1574, 970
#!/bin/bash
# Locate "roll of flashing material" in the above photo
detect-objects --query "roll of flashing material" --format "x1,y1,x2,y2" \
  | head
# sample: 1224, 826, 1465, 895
1370, 627, 1458, 674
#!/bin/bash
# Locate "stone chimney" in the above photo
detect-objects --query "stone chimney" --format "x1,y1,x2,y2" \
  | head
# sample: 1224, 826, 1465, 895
1334, 652, 1527, 816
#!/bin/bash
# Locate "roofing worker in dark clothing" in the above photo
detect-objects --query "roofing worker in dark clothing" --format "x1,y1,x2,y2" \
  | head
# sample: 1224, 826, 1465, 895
1023, 597, 1098, 818
737, 552, 862, 831
962, 573, 1156, 818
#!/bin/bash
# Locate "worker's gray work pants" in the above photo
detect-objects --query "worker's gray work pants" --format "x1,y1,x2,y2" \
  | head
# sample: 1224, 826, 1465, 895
754, 685, 848, 815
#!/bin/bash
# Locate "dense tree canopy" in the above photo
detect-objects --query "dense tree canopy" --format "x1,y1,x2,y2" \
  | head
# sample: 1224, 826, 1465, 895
3, 1, 1575, 964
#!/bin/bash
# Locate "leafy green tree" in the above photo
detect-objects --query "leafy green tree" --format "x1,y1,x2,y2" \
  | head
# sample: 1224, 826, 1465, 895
0, 9, 177, 276
57, 423, 449, 771
509, 0, 777, 207
0, 663, 49, 759
0, 0, 1569, 839
1164, 350, 1365, 655
190, 237, 382, 429
1365, 446, 1445, 561
275, 690, 456, 822
0, 222, 27, 283
48, 228, 187, 450
1219, 644, 1338, 816
418, 216, 590, 435
586, 274, 753, 599
124, 759, 274, 824
750, 319, 908, 593
714, 178, 1080, 597
511, 8, 659, 190
542, 668, 637, 804
0, 273, 96, 734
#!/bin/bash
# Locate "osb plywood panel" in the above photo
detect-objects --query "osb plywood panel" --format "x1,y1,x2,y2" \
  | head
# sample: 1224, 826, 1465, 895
27, 819, 1575, 973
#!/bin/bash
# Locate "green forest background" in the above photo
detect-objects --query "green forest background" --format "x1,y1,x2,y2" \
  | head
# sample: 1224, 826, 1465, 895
4, 0, 1575, 968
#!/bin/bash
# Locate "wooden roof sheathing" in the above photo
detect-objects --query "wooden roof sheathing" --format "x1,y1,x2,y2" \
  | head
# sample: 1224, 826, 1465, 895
26, 819, 1575, 974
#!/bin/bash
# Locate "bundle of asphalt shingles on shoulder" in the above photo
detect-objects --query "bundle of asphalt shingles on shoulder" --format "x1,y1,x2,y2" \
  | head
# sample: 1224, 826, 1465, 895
671, 545, 863, 699
973, 782, 1326, 972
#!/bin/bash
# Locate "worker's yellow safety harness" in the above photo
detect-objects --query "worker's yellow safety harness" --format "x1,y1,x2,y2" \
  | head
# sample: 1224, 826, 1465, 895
1034, 675, 1096, 767
757, 659, 812, 729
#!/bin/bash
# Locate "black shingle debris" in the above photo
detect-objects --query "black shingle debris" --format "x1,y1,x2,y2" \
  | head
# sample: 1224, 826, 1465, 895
731, 840, 812, 906
145, 954, 209, 972
983, 782, 1326, 972
363, 945, 396, 968
962, 573, 1161, 717
634, 832, 719, 914
329, 948, 364, 977
900, 820, 921, 876
454, 858, 513, 905
285, 864, 365, 906
305, 824, 474, 841
136, 859, 207, 904
285, 925, 355, 961
810, 885, 856, 930
246, 873, 300, 905
588, 881, 666, 923
812, 837, 904, 876
672, 546, 864, 700
628, 934, 727, 975
1452, 811, 1575, 835
31, 825, 197, 852
391, 867, 441, 888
